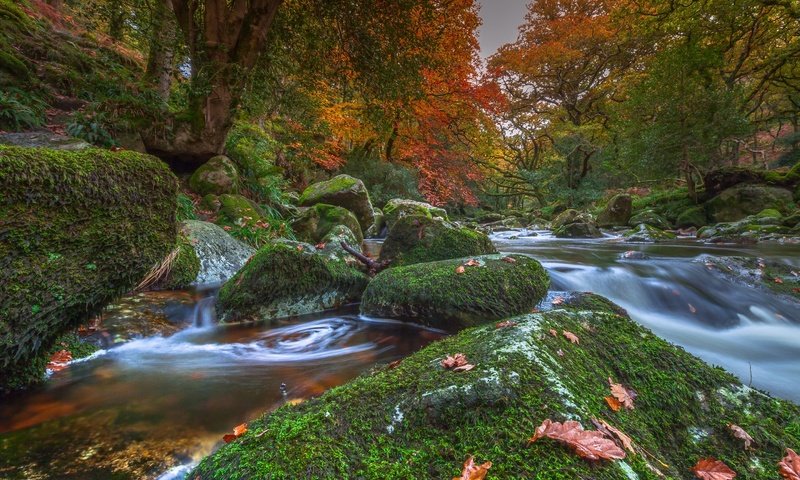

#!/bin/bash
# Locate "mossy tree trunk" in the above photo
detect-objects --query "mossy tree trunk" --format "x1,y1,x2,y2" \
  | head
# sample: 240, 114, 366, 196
145, 0, 178, 100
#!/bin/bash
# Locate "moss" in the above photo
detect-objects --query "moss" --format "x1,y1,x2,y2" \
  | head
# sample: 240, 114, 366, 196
596, 194, 632, 227
193, 293, 799, 479
298, 175, 375, 230
624, 223, 676, 242
216, 242, 369, 323
755, 208, 782, 219
0, 50, 29, 79
383, 198, 448, 229
706, 184, 795, 223
189, 155, 240, 197
379, 215, 496, 266
291, 203, 364, 244
361, 254, 549, 330
161, 233, 200, 289
216, 194, 265, 227
0, 146, 177, 391
676, 206, 708, 228
176, 193, 197, 222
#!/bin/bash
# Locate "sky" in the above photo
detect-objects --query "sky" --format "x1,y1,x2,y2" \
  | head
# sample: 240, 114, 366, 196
477, 0, 529, 59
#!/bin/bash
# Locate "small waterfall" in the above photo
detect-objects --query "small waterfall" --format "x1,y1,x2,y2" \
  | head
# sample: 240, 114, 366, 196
190, 292, 217, 328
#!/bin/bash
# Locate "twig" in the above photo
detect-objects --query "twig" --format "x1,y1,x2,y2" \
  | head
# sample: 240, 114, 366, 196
340, 242, 390, 276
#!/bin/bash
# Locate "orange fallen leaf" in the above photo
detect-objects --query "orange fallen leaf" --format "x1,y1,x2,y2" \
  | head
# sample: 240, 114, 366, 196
775, 277, 784, 284
552, 296, 565, 306
388, 359, 402, 369
608, 378, 636, 409
464, 258, 480, 267
563, 330, 579, 344
501, 256, 517, 263
529, 419, 626, 461
223, 423, 248, 443
453, 455, 492, 480
496, 320, 518, 329
315, 242, 326, 249
455, 265, 466, 274
727, 424, 753, 450
779, 448, 800, 480
296, 245, 304, 252
441, 353, 468, 369
222, 434, 237, 443
46, 349, 72, 372
592, 418, 635, 454
549, 328, 558, 337
605, 396, 622, 412
692, 458, 736, 480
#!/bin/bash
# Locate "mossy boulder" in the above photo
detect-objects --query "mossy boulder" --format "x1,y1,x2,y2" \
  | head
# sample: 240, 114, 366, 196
383, 198, 448, 230
705, 184, 795, 223
379, 215, 496, 266
298, 174, 374, 231
317, 225, 364, 267
193, 293, 800, 480
624, 223, 677, 243
696, 255, 800, 301
361, 254, 549, 330
216, 194, 265, 227
597, 194, 632, 227
0, 146, 177, 391
291, 203, 364, 244
551, 210, 602, 238
697, 215, 794, 243
182, 220, 255, 285
676, 206, 708, 228
216, 242, 369, 323
159, 232, 201, 289
189, 155, 240, 196
628, 209, 670, 230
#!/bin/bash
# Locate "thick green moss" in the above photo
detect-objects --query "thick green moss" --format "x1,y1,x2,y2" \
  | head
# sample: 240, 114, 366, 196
382, 198, 448, 230
706, 184, 795, 222
0, 146, 177, 391
216, 242, 369, 323
361, 254, 549, 330
379, 215, 496, 266
193, 293, 799, 479
675, 206, 708, 228
291, 203, 364, 244
596, 194, 632, 227
624, 223, 676, 242
160, 233, 200, 289
298, 175, 374, 231
189, 155, 240, 196
216, 194, 265, 227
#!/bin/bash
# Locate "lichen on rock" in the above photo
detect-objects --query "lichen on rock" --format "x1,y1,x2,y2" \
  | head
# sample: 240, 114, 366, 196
298, 174, 375, 231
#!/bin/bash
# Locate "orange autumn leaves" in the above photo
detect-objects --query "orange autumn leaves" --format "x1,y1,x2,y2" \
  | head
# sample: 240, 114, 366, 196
529, 419, 626, 460
222, 423, 248, 444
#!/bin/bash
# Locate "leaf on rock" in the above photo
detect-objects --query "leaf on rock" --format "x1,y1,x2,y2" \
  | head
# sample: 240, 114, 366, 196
549, 328, 558, 337
455, 265, 466, 274
442, 353, 473, 372
501, 256, 517, 263
779, 448, 800, 480
453, 456, 492, 480
563, 330, 579, 344
727, 424, 753, 450
388, 359, 403, 369
692, 458, 736, 480
592, 418, 635, 454
496, 320, 517, 329
774, 277, 784, 284
464, 258, 481, 267
552, 296, 565, 306
529, 419, 626, 461
608, 378, 636, 409
315, 242, 326, 249
605, 396, 622, 412
222, 422, 248, 443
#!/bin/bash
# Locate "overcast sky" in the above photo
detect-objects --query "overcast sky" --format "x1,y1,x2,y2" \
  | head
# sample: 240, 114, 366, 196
477, 0, 529, 59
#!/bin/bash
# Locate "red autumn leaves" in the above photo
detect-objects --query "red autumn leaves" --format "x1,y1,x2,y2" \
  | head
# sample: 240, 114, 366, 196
222, 423, 248, 443
529, 419, 626, 460
441, 353, 475, 372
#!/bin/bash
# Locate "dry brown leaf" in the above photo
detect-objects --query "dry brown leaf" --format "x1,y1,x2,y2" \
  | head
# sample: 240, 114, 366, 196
501, 256, 517, 263
563, 330, 580, 344
441, 353, 469, 369
608, 378, 636, 409
453, 455, 492, 480
552, 296, 566, 306
296, 245, 304, 252
779, 448, 800, 480
315, 242, 327, 249
388, 359, 402, 369
592, 418, 635, 454
464, 258, 481, 267
774, 277, 784, 284
605, 396, 622, 412
455, 265, 466, 274
692, 458, 736, 480
223, 423, 248, 443
529, 419, 626, 461
727, 424, 753, 450
549, 328, 558, 337
496, 320, 518, 329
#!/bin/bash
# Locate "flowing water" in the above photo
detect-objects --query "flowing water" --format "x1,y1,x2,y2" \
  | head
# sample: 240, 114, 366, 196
1, 232, 799, 478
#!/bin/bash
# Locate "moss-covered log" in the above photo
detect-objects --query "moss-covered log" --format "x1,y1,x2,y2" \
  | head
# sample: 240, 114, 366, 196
0, 146, 178, 391
193, 294, 800, 479
216, 241, 369, 323
361, 254, 549, 330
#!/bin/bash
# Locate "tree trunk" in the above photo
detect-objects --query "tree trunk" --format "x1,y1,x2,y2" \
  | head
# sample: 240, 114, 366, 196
145, 0, 177, 100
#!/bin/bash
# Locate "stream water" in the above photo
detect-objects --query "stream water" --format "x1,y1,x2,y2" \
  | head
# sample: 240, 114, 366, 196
1, 232, 799, 478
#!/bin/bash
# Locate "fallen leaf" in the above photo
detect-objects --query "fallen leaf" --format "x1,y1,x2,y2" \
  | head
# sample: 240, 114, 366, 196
563, 330, 579, 344
47, 349, 72, 372
549, 328, 558, 337
605, 396, 622, 412
455, 265, 466, 274
315, 242, 326, 249
529, 419, 626, 461
388, 359, 402, 369
223, 423, 248, 443
552, 296, 565, 306
501, 256, 517, 263
608, 378, 636, 409
464, 258, 480, 267
222, 434, 237, 443
779, 448, 800, 480
775, 277, 784, 284
296, 245, 304, 252
727, 424, 753, 450
592, 418, 635, 454
496, 320, 518, 329
453, 455, 492, 480
441, 353, 469, 369
692, 458, 736, 480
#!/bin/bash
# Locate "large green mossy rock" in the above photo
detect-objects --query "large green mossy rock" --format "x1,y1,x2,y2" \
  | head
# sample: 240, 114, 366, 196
298, 174, 374, 231
551, 209, 602, 238
379, 215, 496, 266
0, 146, 177, 391
623, 223, 676, 243
193, 293, 800, 480
216, 242, 369, 323
291, 203, 364, 244
382, 198, 448, 230
676, 206, 708, 228
215, 194, 265, 227
705, 184, 795, 223
189, 155, 240, 196
361, 254, 549, 330
628, 209, 670, 230
597, 194, 632, 227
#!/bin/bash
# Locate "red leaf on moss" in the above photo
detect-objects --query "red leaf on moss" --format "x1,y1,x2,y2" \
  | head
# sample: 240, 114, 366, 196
529, 419, 626, 461
774, 277, 784, 284
592, 418, 635, 454
223, 423, 248, 443
727, 424, 753, 450
455, 265, 466, 274
452, 455, 492, 480
779, 448, 800, 480
441, 353, 468, 369
388, 359, 402, 369
608, 378, 636, 409
605, 396, 622, 412
549, 328, 558, 337
47, 349, 72, 372
692, 458, 736, 479
464, 258, 480, 267
563, 330, 579, 344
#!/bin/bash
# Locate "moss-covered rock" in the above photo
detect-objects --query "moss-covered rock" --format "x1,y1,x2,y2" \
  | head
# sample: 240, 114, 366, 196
623, 223, 677, 243
705, 184, 795, 223
379, 215, 496, 266
291, 203, 364, 244
696, 255, 800, 301
676, 206, 708, 228
189, 155, 240, 196
597, 194, 632, 227
193, 293, 800, 479
159, 232, 201, 289
551, 210, 602, 238
361, 254, 549, 330
697, 215, 795, 244
383, 198, 448, 230
317, 225, 364, 267
628, 209, 670, 230
216, 242, 369, 323
298, 174, 374, 231
216, 194, 265, 227
0, 146, 177, 391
